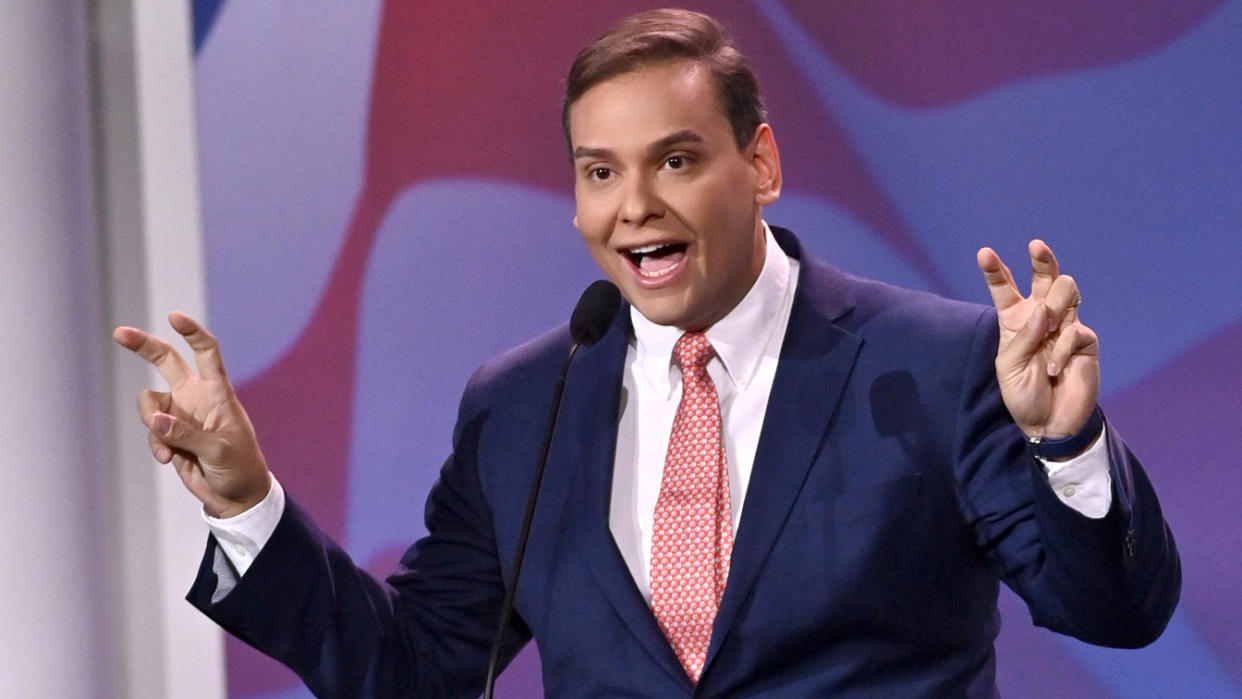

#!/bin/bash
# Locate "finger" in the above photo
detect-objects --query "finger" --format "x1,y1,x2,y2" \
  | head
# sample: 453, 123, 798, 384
1044, 274, 1080, 331
976, 247, 1023, 311
137, 389, 172, 424
168, 312, 230, 383
996, 303, 1050, 375
169, 450, 198, 482
113, 325, 193, 388
1028, 239, 1060, 301
147, 430, 174, 463
1047, 322, 1099, 377
149, 411, 223, 462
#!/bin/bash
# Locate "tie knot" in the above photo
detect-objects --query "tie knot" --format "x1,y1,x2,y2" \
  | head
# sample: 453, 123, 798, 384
674, 332, 715, 372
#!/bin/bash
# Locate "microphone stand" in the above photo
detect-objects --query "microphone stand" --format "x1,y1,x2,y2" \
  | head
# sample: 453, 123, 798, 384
483, 342, 580, 699
482, 280, 618, 697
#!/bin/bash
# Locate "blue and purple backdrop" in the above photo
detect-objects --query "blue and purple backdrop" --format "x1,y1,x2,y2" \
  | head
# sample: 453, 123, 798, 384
191, 2, 1242, 696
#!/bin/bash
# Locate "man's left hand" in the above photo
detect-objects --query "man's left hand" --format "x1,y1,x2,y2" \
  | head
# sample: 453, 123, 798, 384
976, 240, 1099, 440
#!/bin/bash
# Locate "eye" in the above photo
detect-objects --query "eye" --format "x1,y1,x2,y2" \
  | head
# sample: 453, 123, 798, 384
662, 153, 697, 172
587, 167, 613, 182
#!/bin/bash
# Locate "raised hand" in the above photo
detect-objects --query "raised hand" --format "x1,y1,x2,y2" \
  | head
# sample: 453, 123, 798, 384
976, 240, 1099, 442
113, 312, 270, 518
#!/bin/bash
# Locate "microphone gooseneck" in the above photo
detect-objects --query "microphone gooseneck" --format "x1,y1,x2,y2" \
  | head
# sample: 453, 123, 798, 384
484, 281, 621, 698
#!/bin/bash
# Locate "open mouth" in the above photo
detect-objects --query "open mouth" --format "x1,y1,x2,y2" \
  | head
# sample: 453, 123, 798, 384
625, 242, 689, 279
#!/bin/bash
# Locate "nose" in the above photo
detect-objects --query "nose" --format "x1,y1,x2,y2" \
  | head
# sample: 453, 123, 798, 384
618, 172, 663, 226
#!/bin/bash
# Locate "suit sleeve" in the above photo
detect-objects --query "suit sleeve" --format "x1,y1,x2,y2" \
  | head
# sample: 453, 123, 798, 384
186, 369, 530, 698
951, 308, 1181, 648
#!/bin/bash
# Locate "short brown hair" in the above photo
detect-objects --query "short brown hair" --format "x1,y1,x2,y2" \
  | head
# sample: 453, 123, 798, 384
562, 8, 767, 153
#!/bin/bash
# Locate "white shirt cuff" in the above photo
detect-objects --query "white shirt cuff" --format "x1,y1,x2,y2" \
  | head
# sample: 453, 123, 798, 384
202, 475, 286, 577
1038, 425, 1112, 519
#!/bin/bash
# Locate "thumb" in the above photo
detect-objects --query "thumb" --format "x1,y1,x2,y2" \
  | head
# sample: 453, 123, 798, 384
997, 304, 1049, 374
150, 411, 221, 461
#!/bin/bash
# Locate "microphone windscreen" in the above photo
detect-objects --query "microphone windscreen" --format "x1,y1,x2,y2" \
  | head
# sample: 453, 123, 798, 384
570, 280, 622, 346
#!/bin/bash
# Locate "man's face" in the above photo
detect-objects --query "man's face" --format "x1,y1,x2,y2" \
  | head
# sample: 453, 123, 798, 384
568, 60, 780, 331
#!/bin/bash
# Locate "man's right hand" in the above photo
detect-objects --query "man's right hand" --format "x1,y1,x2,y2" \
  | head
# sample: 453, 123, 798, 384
113, 312, 270, 518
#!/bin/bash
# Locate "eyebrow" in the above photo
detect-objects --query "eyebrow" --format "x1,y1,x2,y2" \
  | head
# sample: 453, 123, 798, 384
572, 129, 705, 161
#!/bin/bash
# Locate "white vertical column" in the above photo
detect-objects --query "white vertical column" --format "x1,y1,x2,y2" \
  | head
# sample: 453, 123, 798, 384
0, 1, 224, 697
0, 2, 114, 697
93, 0, 227, 697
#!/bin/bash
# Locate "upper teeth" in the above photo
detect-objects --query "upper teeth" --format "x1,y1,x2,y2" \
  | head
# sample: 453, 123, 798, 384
630, 243, 670, 254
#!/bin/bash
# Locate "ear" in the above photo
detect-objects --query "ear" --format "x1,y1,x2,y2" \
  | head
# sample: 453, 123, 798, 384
572, 214, 580, 229
749, 124, 782, 206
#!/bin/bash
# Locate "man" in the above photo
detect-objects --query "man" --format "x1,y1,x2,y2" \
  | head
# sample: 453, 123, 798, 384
115, 9, 1179, 697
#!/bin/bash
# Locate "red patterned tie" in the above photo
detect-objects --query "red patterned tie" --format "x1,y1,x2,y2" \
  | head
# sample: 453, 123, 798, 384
650, 332, 734, 683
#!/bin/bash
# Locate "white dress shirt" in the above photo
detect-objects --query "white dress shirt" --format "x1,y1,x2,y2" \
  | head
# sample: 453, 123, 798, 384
608, 224, 798, 600
207, 225, 1112, 583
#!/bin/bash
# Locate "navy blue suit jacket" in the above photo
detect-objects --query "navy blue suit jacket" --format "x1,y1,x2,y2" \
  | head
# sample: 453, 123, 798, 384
189, 228, 1179, 697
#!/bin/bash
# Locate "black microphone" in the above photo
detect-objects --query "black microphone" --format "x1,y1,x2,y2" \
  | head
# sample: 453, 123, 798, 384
570, 280, 623, 345
484, 280, 621, 698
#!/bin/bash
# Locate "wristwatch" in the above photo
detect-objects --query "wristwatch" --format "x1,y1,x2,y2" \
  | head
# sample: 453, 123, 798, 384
1025, 406, 1104, 461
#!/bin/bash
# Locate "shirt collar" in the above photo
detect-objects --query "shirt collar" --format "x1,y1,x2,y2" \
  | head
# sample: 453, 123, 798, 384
630, 222, 792, 397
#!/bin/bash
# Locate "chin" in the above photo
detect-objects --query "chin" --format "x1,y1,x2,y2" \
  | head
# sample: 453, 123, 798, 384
629, 298, 688, 328
632, 307, 678, 327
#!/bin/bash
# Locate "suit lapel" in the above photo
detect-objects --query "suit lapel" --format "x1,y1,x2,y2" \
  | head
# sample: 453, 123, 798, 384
559, 307, 692, 687
704, 247, 863, 672
555, 233, 863, 686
